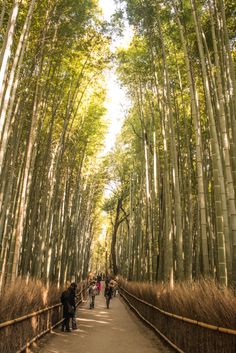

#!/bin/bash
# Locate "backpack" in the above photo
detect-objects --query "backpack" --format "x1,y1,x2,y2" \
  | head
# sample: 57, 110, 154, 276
61, 290, 68, 304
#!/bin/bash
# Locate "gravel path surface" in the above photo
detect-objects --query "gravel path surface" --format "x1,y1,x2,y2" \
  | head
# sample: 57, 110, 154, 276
36, 286, 173, 353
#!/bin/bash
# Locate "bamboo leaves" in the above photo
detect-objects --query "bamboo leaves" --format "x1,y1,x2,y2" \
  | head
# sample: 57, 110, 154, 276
111, 0, 236, 285
0, 0, 110, 288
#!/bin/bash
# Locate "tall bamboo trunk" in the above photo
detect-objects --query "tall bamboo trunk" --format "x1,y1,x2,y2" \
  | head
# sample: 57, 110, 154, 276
11, 79, 41, 281
173, 1, 210, 277
191, 0, 228, 285
156, 9, 184, 280
0, 0, 36, 171
0, 0, 20, 107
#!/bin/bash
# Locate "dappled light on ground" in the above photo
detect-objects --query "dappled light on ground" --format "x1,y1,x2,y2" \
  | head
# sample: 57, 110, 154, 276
38, 289, 171, 353
78, 317, 109, 325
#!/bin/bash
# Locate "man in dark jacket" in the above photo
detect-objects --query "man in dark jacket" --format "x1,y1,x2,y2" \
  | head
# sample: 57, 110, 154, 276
70, 282, 77, 329
104, 283, 113, 309
61, 282, 77, 332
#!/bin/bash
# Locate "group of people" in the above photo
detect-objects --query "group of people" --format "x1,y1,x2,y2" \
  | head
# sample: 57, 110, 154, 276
88, 274, 118, 310
60, 274, 118, 332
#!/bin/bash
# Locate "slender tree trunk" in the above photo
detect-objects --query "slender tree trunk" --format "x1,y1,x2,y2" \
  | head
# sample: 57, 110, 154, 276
0, 0, 20, 109
111, 198, 122, 276
173, 1, 210, 277
0, 0, 36, 171
11, 78, 41, 281
191, 0, 227, 285
156, 9, 184, 280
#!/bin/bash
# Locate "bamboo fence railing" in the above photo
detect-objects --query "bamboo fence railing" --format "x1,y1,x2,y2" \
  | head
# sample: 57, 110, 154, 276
119, 286, 236, 353
0, 283, 88, 353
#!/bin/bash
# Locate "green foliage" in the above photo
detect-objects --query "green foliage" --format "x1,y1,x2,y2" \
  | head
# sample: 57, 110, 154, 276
0, 0, 112, 286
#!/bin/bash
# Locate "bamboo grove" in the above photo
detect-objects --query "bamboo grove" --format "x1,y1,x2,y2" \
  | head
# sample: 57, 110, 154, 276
0, 0, 110, 290
107, 0, 236, 286
1, 0, 236, 292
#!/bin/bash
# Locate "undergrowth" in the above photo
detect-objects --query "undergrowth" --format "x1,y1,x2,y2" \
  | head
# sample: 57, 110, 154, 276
0, 278, 62, 323
119, 278, 236, 329
0, 278, 86, 353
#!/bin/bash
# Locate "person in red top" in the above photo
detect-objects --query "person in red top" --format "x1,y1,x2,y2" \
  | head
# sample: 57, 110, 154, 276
96, 273, 102, 294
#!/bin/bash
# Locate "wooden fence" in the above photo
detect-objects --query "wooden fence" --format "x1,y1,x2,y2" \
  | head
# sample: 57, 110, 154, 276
0, 283, 88, 353
119, 286, 236, 353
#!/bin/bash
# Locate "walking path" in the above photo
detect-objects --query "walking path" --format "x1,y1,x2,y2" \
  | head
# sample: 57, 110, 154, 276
37, 286, 172, 353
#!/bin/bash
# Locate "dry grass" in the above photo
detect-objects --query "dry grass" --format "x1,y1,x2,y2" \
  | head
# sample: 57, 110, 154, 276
119, 278, 236, 352
119, 278, 236, 329
0, 278, 62, 324
0, 278, 86, 353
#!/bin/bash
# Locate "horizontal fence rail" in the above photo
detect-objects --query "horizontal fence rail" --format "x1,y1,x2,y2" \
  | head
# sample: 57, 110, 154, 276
0, 283, 87, 353
119, 286, 236, 353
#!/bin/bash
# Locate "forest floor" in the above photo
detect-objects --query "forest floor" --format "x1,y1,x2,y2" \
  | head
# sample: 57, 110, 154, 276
32, 284, 173, 353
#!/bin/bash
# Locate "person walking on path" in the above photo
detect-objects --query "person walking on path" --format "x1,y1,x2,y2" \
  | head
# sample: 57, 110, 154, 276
88, 281, 97, 309
104, 283, 113, 309
96, 273, 102, 294
105, 274, 110, 286
110, 279, 118, 297
61, 282, 77, 332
